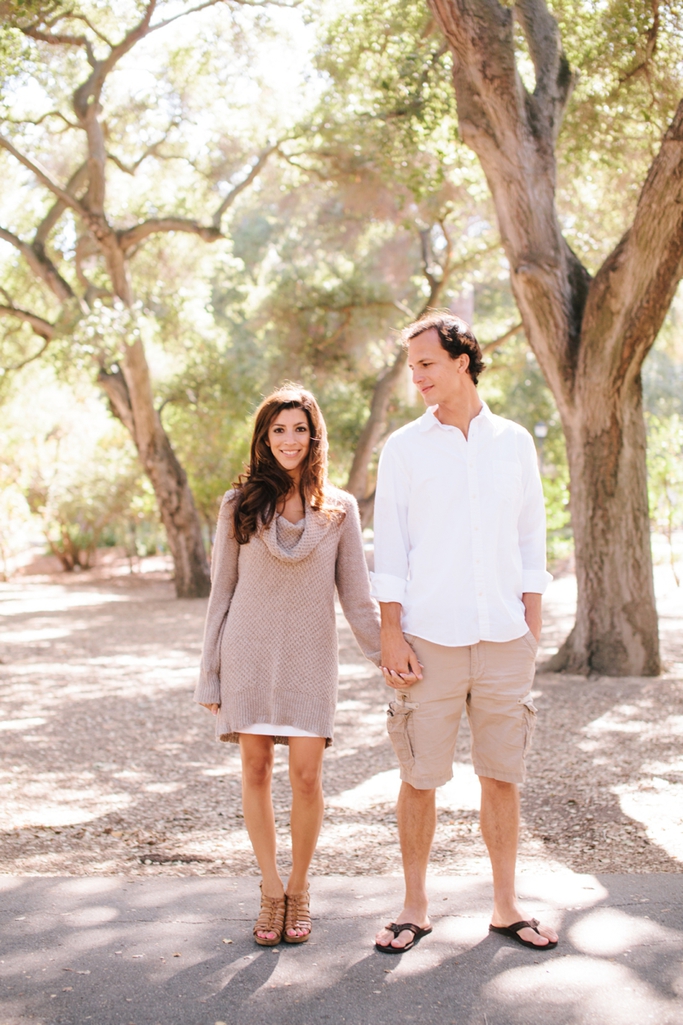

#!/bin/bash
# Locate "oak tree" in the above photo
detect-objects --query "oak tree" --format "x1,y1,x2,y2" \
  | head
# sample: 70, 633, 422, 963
429, 0, 683, 674
0, 0, 283, 596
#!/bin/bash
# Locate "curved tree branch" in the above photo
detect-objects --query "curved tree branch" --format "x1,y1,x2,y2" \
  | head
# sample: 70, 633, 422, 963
480, 320, 523, 355
0, 226, 74, 301
22, 26, 96, 65
581, 98, 683, 391
118, 217, 223, 252
212, 142, 281, 228
34, 161, 89, 247
0, 133, 87, 216
514, 0, 576, 138
97, 364, 135, 437
0, 304, 56, 340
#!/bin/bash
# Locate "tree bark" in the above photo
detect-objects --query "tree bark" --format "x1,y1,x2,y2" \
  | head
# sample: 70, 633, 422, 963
0, 4, 279, 598
98, 340, 211, 598
428, 0, 683, 675
557, 376, 659, 674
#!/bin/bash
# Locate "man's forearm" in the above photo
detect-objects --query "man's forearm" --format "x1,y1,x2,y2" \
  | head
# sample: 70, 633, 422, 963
380, 601, 404, 635
522, 592, 542, 641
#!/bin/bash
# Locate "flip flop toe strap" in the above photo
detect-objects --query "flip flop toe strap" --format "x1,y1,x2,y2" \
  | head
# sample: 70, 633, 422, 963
507, 920, 540, 934
387, 922, 420, 938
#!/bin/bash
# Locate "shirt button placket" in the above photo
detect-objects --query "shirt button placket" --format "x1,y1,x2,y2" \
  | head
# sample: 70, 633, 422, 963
469, 431, 488, 637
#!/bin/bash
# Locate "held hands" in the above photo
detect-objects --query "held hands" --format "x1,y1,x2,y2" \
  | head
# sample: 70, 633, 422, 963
200, 703, 220, 715
380, 632, 423, 690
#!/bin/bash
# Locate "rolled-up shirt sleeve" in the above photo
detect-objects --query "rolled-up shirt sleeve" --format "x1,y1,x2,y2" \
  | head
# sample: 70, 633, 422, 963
370, 437, 411, 604
517, 431, 553, 595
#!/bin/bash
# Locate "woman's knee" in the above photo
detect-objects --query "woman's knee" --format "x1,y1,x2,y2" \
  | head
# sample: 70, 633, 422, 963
290, 764, 322, 797
242, 755, 273, 788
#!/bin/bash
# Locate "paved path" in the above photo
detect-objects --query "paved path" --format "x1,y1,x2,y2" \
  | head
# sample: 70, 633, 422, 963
2, 872, 683, 1025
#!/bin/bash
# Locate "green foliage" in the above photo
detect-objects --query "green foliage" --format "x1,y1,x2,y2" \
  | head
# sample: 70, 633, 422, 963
312, 0, 459, 200
550, 0, 683, 271
0, 360, 163, 572
26, 443, 149, 570
646, 412, 683, 584
2, 0, 682, 581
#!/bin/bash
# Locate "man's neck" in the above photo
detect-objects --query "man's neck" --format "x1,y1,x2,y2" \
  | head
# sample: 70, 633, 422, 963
433, 386, 483, 439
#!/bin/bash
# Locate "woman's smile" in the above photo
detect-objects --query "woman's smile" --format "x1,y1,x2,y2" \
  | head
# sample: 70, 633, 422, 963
268, 409, 312, 476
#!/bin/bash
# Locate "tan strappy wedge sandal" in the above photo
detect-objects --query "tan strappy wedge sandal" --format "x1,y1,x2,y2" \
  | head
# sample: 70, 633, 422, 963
253, 884, 286, 946
284, 887, 311, 944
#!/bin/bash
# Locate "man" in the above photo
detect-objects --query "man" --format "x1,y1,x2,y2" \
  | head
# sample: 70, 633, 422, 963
372, 313, 557, 954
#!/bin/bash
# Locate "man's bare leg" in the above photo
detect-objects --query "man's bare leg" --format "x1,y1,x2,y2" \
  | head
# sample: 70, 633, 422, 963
480, 776, 558, 946
375, 782, 436, 949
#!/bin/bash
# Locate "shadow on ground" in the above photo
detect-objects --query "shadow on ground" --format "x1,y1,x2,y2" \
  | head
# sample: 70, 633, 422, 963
1, 574, 683, 877
1, 874, 683, 1025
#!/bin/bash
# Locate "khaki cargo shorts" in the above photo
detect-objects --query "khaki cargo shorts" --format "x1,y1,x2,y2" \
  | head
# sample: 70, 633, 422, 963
386, 632, 539, 789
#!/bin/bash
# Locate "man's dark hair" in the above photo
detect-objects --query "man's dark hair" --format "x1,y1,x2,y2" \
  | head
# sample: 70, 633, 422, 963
402, 312, 486, 385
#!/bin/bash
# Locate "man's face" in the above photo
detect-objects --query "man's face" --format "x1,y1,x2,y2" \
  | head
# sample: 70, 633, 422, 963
407, 328, 470, 408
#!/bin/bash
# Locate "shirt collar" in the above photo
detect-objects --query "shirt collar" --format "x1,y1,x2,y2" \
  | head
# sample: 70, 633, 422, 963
418, 400, 492, 433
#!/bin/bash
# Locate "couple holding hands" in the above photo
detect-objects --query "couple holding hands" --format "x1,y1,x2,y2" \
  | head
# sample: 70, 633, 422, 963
195, 312, 558, 954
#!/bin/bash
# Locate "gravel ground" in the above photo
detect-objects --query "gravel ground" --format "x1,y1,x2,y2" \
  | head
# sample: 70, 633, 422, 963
1, 560, 682, 881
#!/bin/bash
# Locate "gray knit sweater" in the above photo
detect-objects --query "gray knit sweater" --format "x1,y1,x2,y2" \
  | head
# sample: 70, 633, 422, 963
194, 486, 381, 745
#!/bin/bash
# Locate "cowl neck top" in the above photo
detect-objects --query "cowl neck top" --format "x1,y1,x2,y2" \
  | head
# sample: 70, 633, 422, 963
260, 506, 335, 563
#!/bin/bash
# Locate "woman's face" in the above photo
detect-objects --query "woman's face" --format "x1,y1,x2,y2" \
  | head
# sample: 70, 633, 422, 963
267, 407, 311, 478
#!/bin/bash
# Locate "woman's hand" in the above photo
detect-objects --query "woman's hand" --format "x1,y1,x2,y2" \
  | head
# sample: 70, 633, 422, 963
200, 702, 220, 715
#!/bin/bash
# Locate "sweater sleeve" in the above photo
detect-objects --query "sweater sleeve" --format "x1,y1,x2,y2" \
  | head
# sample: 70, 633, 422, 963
335, 495, 382, 666
194, 492, 240, 705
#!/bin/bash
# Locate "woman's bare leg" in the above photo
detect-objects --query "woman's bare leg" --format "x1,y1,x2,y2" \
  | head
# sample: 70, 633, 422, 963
239, 734, 283, 940
286, 737, 326, 937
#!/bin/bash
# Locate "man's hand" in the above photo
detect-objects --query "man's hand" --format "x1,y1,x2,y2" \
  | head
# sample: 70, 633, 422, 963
200, 703, 220, 715
379, 602, 423, 689
522, 592, 542, 642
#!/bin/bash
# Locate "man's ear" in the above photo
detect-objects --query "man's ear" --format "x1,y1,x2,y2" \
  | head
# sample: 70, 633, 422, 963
458, 353, 471, 374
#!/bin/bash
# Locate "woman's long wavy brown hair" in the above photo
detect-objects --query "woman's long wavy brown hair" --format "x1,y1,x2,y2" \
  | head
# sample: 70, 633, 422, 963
232, 385, 333, 545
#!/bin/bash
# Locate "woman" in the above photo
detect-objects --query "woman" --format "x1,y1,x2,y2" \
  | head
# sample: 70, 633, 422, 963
195, 385, 380, 946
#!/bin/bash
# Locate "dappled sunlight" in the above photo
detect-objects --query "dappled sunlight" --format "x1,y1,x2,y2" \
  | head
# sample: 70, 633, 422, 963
327, 767, 400, 811
486, 956, 683, 1024
616, 781, 683, 862
0, 586, 128, 617
2, 574, 683, 882
4, 874, 683, 1025
568, 907, 679, 957
0, 717, 47, 731
0, 772, 132, 830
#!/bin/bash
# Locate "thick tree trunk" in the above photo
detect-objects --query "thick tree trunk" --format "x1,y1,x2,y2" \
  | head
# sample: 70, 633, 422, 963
99, 339, 211, 598
427, 0, 683, 675
551, 376, 659, 674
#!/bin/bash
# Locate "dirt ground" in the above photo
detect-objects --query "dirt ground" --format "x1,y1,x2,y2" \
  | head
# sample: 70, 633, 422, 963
1, 556, 682, 882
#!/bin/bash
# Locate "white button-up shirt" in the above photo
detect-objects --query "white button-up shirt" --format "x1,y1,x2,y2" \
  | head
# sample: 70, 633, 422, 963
370, 402, 552, 646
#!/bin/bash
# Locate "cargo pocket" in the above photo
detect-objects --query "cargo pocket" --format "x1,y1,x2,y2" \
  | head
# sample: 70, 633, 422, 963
521, 695, 538, 755
386, 697, 419, 772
